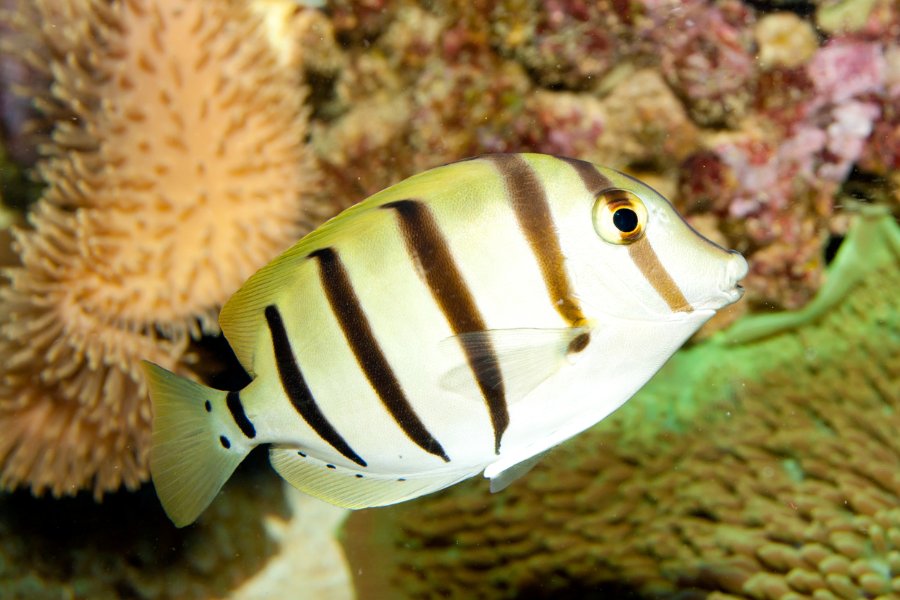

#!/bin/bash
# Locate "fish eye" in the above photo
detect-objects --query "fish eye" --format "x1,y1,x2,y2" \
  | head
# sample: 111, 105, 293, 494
613, 208, 638, 233
592, 189, 648, 245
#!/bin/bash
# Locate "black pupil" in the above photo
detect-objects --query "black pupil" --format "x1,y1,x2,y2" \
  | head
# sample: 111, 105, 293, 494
612, 208, 639, 233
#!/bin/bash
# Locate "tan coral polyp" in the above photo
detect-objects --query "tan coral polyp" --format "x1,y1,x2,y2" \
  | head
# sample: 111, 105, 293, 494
64, 0, 312, 338
0, 0, 314, 497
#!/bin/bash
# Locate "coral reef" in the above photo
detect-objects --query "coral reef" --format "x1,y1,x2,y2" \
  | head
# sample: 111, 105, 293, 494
0, 0, 896, 594
753, 12, 819, 70
229, 485, 353, 600
490, 0, 635, 90
0, 0, 315, 498
654, 0, 758, 127
342, 208, 900, 599
299, 0, 900, 311
677, 30, 896, 308
0, 456, 290, 600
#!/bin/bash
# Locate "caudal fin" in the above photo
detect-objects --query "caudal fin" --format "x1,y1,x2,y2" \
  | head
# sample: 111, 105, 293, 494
144, 361, 251, 527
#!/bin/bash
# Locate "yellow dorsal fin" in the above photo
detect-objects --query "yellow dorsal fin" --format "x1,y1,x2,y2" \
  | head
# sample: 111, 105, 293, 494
218, 160, 493, 372
218, 206, 376, 372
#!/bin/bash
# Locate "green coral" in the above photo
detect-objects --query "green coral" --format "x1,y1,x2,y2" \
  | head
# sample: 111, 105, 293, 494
342, 209, 900, 599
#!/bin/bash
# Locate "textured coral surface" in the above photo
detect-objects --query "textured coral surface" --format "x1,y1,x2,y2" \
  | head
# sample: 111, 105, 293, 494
0, 454, 289, 600
343, 211, 900, 599
309, 0, 899, 311
0, 0, 314, 498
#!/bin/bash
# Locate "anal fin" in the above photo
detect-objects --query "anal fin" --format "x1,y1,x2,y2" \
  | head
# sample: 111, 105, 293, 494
269, 448, 479, 509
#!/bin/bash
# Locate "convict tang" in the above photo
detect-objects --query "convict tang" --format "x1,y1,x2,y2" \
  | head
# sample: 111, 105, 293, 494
145, 153, 748, 527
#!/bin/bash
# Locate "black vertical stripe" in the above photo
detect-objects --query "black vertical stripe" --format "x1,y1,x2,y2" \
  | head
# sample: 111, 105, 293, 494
556, 155, 614, 195
264, 304, 367, 468
556, 155, 694, 313
383, 199, 509, 454
309, 247, 451, 463
226, 391, 257, 439
485, 154, 587, 327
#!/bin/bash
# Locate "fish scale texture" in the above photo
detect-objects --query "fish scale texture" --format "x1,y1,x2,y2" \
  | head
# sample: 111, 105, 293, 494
342, 216, 900, 600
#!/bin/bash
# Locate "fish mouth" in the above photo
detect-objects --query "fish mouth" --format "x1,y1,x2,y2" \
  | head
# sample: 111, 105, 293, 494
716, 251, 749, 306
726, 251, 749, 283
721, 283, 746, 305
727, 283, 745, 303
688, 284, 744, 313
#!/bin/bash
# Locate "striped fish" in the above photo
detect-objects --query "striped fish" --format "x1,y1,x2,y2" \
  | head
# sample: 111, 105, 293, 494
145, 153, 748, 527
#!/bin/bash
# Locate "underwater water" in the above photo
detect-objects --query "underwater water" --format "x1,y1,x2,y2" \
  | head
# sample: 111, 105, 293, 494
0, 0, 899, 599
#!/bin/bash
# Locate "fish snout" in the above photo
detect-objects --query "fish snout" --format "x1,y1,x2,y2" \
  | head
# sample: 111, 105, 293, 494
721, 249, 749, 303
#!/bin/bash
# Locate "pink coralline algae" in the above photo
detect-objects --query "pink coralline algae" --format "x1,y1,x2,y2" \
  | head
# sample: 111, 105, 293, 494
679, 35, 895, 309
807, 39, 887, 107
859, 45, 900, 182
861, 93, 900, 177
654, 0, 758, 127
508, 91, 606, 159
409, 53, 532, 167
491, 0, 634, 89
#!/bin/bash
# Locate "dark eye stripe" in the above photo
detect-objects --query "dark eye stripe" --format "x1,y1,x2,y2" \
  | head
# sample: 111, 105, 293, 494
627, 238, 693, 313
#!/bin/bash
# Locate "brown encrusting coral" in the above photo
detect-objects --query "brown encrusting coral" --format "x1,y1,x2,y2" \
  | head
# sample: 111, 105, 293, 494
0, 0, 315, 497
343, 210, 900, 600
302, 0, 900, 312
0, 460, 290, 600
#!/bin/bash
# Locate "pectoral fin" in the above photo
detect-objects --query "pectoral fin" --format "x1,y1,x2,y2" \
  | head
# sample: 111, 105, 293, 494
439, 326, 592, 406
488, 451, 547, 492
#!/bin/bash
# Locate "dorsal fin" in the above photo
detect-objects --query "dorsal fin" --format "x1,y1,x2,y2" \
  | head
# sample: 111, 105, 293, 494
218, 160, 494, 372
219, 198, 391, 371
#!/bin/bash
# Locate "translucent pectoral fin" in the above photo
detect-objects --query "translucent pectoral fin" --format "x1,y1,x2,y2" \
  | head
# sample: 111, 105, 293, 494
488, 451, 547, 492
439, 326, 592, 405
269, 448, 479, 509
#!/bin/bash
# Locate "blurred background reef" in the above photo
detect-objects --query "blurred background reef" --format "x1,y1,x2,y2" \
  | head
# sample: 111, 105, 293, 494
0, 0, 897, 598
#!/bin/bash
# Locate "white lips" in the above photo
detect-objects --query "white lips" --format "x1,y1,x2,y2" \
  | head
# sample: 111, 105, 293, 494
725, 285, 745, 303
692, 251, 748, 311
726, 250, 750, 283
721, 250, 749, 302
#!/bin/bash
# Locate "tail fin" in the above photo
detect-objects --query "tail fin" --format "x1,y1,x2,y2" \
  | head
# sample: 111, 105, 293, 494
143, 361, 251, 527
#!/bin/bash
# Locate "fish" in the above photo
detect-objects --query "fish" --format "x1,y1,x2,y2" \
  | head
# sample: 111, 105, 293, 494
144, 153, 748, 527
